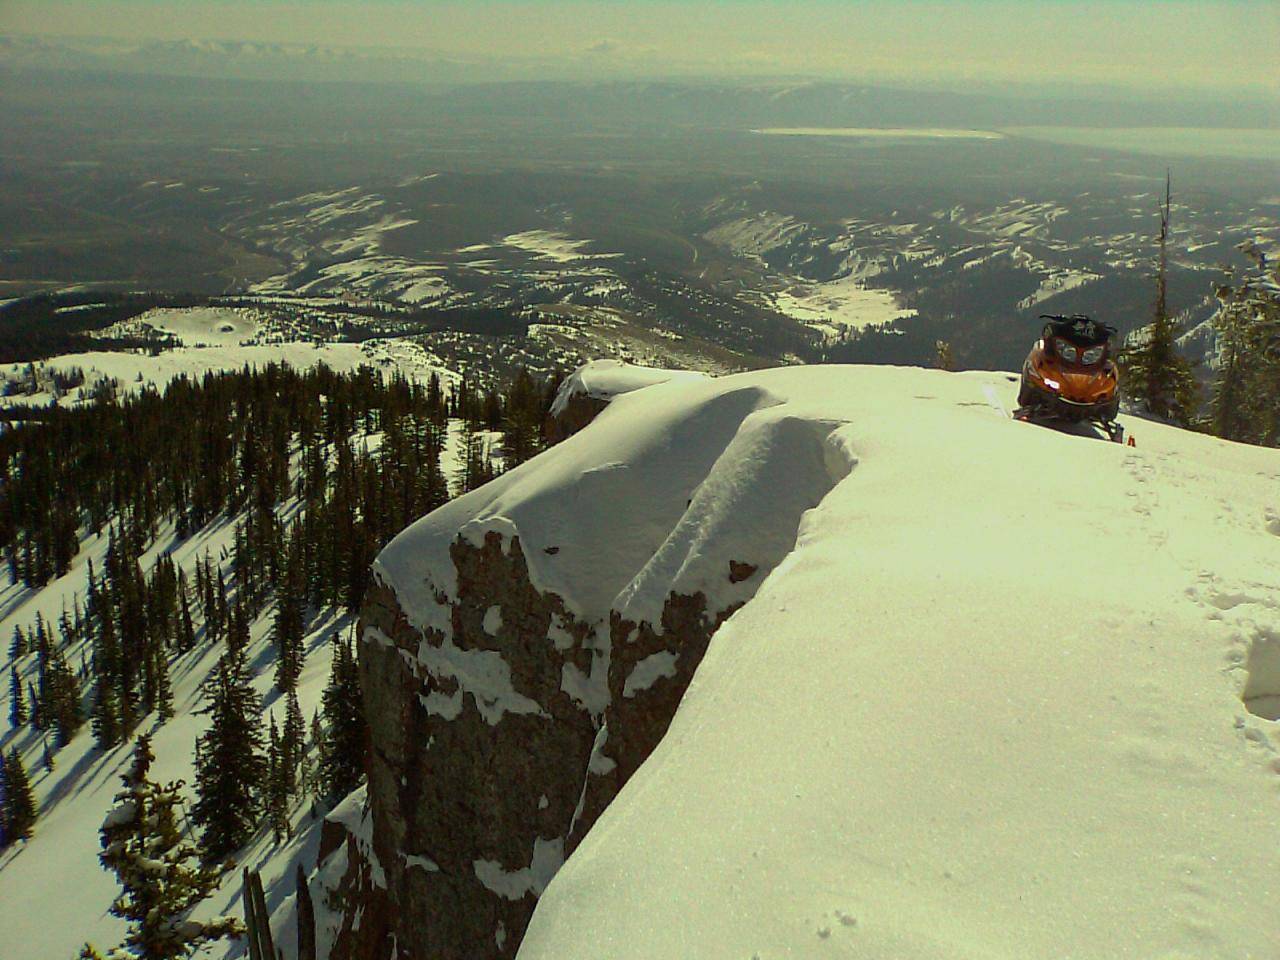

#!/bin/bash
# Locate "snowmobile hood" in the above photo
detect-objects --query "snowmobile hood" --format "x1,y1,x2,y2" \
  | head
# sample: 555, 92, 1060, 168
1027, 341, 1118, 404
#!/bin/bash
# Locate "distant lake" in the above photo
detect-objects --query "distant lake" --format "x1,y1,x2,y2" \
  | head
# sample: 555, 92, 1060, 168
1001, 126, 1280, 161
752, 127, 1005, 140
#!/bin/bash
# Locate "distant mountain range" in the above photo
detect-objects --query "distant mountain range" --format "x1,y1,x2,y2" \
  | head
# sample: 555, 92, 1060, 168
3, 32, 1277, 130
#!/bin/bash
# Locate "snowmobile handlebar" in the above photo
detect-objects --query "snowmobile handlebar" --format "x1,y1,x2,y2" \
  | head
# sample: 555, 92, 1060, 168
1039, 314, 1116, 341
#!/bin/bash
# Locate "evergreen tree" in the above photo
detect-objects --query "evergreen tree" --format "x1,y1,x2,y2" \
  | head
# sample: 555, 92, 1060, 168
45, 646, 83, 747
272, 539, 306, 693
156, 650, 174, 723
457, 421, 497, 494
1118, 172, 1199, 424
92, 676, 123, 751
91, 735, 242, 959
266, 715, 291, 843
1210, 238, 1280, 446
191, 651, 267, 862
176, 578, 196, 654
500, 367, 544, 468
283, 688, 305, 797
226, 597, 249, 660
8, 667, 25, 728
2, 747, 38, 842
319, 636, 368, 801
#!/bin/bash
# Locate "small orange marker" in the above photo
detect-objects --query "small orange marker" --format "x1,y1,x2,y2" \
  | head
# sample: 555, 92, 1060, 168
1127, 436, 1136, 447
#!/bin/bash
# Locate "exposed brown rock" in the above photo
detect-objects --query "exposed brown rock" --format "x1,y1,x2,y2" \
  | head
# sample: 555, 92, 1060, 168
327, 526, 746, 960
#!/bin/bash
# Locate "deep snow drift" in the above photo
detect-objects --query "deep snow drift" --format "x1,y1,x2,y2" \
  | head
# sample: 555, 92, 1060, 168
455, 363, 1280, 960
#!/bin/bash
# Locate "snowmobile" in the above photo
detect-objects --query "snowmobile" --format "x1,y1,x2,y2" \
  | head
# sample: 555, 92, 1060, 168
1014, 314, 1125, 443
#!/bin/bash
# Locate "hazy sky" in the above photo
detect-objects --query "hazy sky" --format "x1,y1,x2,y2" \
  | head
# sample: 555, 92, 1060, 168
3, 1, 1277, 94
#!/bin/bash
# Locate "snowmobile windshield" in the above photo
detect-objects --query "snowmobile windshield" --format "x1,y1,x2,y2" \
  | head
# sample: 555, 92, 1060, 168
1042, 315, 1114, 347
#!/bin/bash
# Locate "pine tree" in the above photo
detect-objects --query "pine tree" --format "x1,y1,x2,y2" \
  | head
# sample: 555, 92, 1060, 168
458, 421, 497, 493
283, 688, 305, 797
10, 624, 27, 659
500, 367, 544, 468
2, 748, 38, 842
191, 651, 267, 862
176, 578, 196, 654
91, 735, 243, 959
272, 540, 306, 693
156, 650, 174, 723
1210, 238, 1280, 446
1118, 172, 1199, 425
226, 597, 249, 660
8, 667, 26, 728
266, 715, 291, 843
45, 646, 83, 747
319, 637, 368, 801
93, 675, 123, 751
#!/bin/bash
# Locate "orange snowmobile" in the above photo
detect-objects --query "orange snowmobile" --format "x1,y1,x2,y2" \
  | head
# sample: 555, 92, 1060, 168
1015, 314, 1124, 442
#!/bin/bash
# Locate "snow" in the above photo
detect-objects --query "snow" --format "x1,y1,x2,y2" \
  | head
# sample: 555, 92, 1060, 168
475, 363, 1280, 960
621, 651, 677, 698
482, 605, 503, 635
496, 231, 620, 264
292, 256, 450, 304
369, 623, 547, 727
107, 306, 263, 346
770, 274, 916, 338
549, 359, 708, 417
472, 836, 565, 901
376, 372, 785, 643
1016, 268, 1101, 311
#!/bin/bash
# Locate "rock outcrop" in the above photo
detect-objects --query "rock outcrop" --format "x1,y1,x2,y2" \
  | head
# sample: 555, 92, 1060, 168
319, 365, 852, 960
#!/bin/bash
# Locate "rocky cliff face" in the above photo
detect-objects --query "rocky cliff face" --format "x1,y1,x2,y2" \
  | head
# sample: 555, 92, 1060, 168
316, 364, 851, 960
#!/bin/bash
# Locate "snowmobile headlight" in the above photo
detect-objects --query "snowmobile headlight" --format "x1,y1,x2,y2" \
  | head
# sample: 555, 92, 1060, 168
1080, 346, 1104, 364
1055, 339, 1078, 363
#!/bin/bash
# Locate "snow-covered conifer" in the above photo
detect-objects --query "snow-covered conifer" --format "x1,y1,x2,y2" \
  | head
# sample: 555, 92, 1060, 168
91, 734, 242, 959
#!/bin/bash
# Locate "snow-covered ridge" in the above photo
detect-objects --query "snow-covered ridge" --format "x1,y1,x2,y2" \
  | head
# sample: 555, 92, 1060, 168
548, 359, 708, 418
376, 364, 854, 652
439, 362, 1280, 960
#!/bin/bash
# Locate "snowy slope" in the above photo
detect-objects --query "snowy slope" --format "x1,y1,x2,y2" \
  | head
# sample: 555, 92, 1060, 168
0, 344, 462, 960
0, 509, 344, 960
484, 364, 1280, 960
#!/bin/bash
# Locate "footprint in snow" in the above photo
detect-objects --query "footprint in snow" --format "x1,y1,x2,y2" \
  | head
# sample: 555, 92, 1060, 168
1265, 508, 1280, 537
